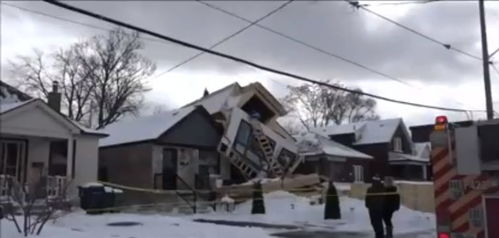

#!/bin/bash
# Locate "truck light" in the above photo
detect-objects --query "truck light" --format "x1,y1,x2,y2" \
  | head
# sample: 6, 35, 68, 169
434, 115, 448, 131
438, 232, 450, 238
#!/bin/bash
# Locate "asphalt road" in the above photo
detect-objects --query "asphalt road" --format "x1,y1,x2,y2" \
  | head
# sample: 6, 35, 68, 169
272, 230, 435, 238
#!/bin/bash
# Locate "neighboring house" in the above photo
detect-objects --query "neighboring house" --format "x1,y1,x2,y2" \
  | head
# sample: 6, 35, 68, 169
99, 106, 223, 191
0, 81, 107, 200
294, 132, 372, 182
314, 118, 429, 181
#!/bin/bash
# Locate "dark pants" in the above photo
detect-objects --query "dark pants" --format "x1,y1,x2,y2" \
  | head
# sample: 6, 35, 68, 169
369, 209, 384, 238
383, 210, 394, 238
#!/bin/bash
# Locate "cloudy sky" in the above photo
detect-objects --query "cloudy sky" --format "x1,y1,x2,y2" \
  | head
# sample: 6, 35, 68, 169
2, 0, 499, 127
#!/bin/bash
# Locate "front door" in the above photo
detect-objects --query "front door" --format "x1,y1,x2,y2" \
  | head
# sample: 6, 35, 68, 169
162, 149, 178, 190
0, 140, 26, 182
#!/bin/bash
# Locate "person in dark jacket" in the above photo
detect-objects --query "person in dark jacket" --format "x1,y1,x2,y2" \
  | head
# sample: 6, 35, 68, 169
365, 176, 385, 238
382, 176, 400, 238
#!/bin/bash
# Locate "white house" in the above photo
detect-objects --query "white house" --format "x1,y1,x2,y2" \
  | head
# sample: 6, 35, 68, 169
0, 81, 107, 200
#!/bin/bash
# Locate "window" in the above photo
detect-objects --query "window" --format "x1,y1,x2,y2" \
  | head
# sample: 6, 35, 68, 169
235, 120, 252, 147
0, 140, 25, 179
353, 165, 364, 182
393, 137, 403, 152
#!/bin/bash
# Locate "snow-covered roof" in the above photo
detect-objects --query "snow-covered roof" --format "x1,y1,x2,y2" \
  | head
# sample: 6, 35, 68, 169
71, 120, 107, 136
99, 106, 197, 147
0, 99, 35, 114
388, 152, 429, 163
314, 118, 406, 145
295, 132, 372, 160
0, 81, 32, 104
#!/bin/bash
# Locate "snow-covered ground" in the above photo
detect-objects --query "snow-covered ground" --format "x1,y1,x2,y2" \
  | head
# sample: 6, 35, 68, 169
1, 191, 435, 238
194, 191, 435, 235
1, 212, 273, 238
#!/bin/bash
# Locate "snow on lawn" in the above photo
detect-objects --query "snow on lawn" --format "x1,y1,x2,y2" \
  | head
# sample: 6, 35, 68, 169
194, 191, 435, 234
2, 212, 273, 238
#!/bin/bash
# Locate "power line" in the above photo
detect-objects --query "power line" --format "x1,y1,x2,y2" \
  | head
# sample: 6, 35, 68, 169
197, 1, 414, 87
1, 2, 173, 46
43, 0, 485, 113
492, 64, 499, 78
346, 0, 483, 62
362, 0, 440, 7
152, 0, 293, 79
490, 47, 499, 59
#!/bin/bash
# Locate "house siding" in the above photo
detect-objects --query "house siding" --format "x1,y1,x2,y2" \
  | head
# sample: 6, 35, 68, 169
158, 109, 221, 149
73, 135, 99, 190
295, 156, 370, 182
1, 105, 74, 139
354, 143, 390, 180
99, 142, 153, 188
26, 137, 50, 186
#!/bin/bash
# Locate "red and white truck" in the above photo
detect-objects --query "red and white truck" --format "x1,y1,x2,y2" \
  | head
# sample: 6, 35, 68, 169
430, 116, 499, 238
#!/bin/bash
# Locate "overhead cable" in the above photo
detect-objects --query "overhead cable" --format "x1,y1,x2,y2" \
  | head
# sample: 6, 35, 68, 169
152, 0, 293, 79
197, 0, 414, 87
346, 0, 483, 62
43, 0, 485, 113
1, 2, 171, 46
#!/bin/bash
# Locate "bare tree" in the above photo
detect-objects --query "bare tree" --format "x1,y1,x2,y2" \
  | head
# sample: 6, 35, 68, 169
2, 177, 70, 236
282, 81, 379, 130
10, 28, 156, 129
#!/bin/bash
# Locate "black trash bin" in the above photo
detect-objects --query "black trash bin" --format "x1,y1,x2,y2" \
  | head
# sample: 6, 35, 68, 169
103, 187, 117, 213
79, 184, 106, 214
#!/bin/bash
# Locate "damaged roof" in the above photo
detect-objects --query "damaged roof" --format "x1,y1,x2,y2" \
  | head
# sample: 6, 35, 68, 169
182, 82, 286, 116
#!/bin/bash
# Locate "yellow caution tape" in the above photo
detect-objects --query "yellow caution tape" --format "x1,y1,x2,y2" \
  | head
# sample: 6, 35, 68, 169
96, 180, 400, 197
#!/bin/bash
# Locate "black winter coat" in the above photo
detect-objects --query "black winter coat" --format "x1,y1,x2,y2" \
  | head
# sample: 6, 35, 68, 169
383, 186, 400, 213
365, 185, 385, 212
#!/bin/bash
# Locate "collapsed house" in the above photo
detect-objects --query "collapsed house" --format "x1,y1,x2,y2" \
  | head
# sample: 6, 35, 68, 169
99, 82, 302, 194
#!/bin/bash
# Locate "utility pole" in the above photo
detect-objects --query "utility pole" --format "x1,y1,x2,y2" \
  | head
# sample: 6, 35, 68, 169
479, 0, 494, 119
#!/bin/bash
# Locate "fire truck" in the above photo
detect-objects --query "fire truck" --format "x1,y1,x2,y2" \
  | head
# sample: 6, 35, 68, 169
430, 116, 499, 238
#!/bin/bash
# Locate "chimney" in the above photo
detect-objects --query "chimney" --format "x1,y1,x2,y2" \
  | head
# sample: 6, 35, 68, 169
47, 81, 61, 112
203, 88, 210, 98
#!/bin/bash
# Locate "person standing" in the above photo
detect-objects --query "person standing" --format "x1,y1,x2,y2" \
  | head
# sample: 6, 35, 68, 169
365, 176, 385, 238
382, 177, 400, 238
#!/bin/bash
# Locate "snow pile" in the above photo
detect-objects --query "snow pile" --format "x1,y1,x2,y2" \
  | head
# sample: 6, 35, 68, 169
2, 212, 273, 238
196, 191, 435, 234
